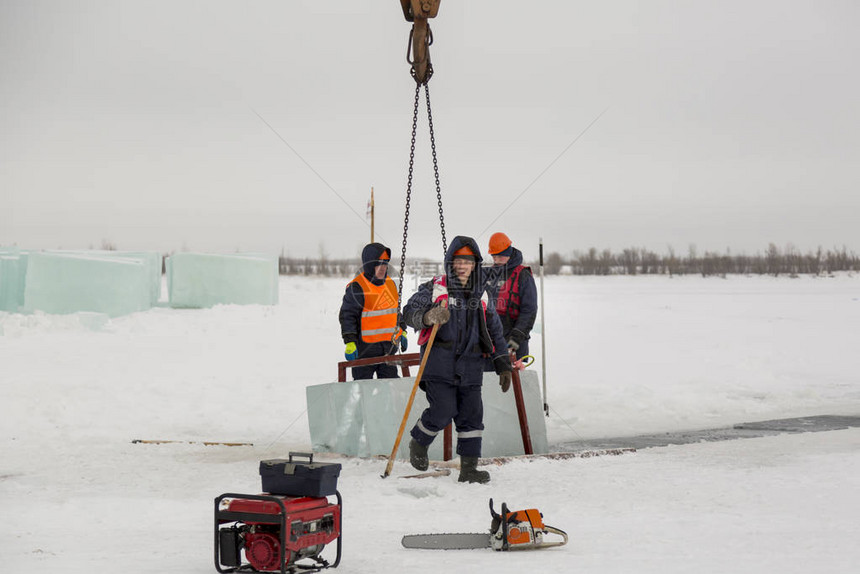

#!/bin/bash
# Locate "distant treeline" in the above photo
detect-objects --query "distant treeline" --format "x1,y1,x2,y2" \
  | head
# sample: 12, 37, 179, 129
279, 257, 365, 277
541, 244, 860, 277
277, 256, 442, 279
277, 244, 860, 277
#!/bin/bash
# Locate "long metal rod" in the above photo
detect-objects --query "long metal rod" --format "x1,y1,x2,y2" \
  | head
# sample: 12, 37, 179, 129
539, 238, 548, 416
382, 304, 445, 478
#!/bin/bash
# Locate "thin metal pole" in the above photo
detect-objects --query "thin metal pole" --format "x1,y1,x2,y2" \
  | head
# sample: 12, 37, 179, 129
370, 187, 375, 243
539, 238, 548, 416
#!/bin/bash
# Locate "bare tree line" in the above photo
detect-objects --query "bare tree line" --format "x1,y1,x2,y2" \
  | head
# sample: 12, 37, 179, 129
275, 244, 859, 278
278, 256, 363, 277
539, 244, 860, 277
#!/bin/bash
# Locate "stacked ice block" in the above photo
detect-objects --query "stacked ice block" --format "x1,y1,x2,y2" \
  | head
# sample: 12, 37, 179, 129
166, 252, 278, 308
3, 248, 279, 316
0, 248, 27, 312
23, 252, 153, 317
45, 250, 162, 305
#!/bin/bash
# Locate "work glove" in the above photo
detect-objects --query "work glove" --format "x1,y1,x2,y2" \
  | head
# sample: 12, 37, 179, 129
492, 354, 513, 375
344, 342, 358, 361
509, 328, 526, 349
399, 332, 408, 352
423, 304, 450, 326
499, 371, 512, 393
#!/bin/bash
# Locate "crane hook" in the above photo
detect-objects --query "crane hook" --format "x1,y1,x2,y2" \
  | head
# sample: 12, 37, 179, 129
401, 0, 441, 85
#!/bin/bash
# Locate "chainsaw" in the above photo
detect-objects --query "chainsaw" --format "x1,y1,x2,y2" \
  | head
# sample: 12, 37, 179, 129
402, 499, 568, 551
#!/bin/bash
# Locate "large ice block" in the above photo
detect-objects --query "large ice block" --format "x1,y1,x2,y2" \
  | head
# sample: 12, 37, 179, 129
166, 253, 278, 308
306, 370, 548, 459
46, 250, 162, 304
120, 251, 161, 304
23, 252, 151, 317
0, 254, 23, 312
0, 248, 28, 309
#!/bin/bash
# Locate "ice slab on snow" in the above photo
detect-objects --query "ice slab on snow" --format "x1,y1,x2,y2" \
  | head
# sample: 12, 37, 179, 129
166, 253, 278, 308
121, 251, 162, 304
23, 252, 151, 317
0, 254, 23, 312
45, 250, 162, 304
0, 248, 28, 311
306, 370, 548, 459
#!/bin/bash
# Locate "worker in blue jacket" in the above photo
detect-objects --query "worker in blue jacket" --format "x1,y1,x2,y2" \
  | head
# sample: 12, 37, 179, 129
402, 235, 513, 483
339, 243, 407, 380
483, 232, 538, 364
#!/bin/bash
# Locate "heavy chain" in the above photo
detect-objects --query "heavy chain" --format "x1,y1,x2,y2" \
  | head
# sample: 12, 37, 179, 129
395, 82, 447, 319
396, 82, 422, 315
425, 83, 447, 259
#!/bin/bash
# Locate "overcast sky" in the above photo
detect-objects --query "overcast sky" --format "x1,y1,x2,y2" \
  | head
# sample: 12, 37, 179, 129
2, 0, 858, 260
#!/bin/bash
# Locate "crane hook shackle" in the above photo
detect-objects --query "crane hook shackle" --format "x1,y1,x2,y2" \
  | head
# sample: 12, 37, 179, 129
401, 0, 441, 85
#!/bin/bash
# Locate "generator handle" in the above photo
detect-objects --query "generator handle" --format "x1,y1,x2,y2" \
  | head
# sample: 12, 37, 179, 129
288, 451, 314, 463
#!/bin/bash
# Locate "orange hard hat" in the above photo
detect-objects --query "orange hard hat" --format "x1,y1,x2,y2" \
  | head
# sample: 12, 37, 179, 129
488, 232, 512, 255
452, 245, 475, 258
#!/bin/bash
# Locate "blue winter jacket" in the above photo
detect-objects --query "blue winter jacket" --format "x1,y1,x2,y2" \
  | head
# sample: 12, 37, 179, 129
482, 247, 538, 345
403, 236, 511, 385
339, 243, 402, 358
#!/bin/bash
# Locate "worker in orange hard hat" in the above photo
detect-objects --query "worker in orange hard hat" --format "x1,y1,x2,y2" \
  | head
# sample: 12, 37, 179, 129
483, 232, 538, 365
401, 235, 513, 484
488, 232, 513, 260
339, 243, 407, 380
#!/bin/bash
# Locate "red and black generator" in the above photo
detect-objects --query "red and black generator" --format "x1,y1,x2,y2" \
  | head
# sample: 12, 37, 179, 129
215, 453, 342, 574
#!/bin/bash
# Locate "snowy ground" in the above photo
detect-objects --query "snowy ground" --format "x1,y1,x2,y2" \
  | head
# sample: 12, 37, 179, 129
2, 274, 859, 573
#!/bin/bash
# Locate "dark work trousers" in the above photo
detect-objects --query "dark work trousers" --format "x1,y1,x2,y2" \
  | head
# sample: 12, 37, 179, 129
410, 379, 484, 457
352, 361, 399, 380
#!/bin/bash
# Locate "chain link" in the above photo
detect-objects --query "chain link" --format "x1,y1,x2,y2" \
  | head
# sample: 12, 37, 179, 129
424, 83, 447, 259
396, 82, 422, 316
395, 81, 447, 337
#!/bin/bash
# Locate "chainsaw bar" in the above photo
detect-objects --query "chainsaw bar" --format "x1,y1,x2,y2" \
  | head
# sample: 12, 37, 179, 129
401, 533, 491, 550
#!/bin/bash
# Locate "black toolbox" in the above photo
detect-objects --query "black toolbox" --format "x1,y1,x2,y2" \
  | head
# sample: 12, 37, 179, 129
259, 452, 341, 497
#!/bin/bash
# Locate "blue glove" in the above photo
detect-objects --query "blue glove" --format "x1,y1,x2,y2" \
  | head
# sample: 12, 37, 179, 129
344, 342, 358, 361
400, 332, 408, 352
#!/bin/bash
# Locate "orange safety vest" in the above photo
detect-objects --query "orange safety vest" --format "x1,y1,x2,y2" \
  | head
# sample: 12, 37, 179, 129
350, 273, 402, 344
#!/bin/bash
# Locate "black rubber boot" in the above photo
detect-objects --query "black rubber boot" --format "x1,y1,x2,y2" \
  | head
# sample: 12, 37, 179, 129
409, 439, 429, 471
458, 456, 490, 484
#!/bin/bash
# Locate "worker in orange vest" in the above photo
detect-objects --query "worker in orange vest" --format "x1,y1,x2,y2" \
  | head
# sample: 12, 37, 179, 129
339, 243, 407, 380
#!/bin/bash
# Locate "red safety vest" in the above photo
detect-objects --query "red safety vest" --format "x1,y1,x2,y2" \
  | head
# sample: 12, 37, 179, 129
495, 265, 529, 321
350, 273, 402, 344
